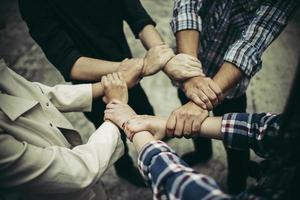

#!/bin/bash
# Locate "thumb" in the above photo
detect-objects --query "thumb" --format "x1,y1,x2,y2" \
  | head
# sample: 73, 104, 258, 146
102, 96, 108, 104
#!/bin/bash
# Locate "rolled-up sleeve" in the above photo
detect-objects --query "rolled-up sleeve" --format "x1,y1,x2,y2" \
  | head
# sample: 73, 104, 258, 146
19, 0, 82, 81
0, 122, 124, 193
122, 0, 156, 38
171, 0, 203, 34
224, 0, 298, 78
221, 113, 281, 159
34, 82, 93, 112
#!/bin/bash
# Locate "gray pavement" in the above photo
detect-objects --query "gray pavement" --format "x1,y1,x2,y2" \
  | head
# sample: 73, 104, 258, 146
0, 0, 299, 199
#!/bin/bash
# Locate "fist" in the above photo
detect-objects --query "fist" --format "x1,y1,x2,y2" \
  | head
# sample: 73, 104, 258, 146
101, 72, 128, 104
142, 45, 175, 76
118, 58, 144, 88
163, 53, 204, 82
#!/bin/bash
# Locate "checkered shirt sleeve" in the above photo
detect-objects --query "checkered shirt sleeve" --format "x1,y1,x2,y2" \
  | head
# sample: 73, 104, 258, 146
138, 140, 231, 200
170, 0, 203, 33
224, 0, 298, 78
222, 113, 281, 158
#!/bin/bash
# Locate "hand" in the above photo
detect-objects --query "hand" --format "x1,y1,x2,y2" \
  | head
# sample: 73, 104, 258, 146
163, 53, 204, 82
124, 115, 167, 140
142, 45, 175, 76
104, 100, 137, 128
166, 101, 208, 138
118, 58, 144, 88
183, 76, 223, 110
101, 72, 128, 104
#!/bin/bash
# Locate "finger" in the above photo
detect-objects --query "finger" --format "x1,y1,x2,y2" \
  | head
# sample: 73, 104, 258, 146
166, 113, 176, 138
208, 80, 224, 103
102, 96, 108, 104
101, 76, 108, 86
191, 119, 200, 137
187, 60, 202, 69
106, 102, 118, 109
110, 99, 122, 104
107, 73, 113, 82
112, 72, 119, 82
184, 54, 200, 63
201, 86, 218, 107
189, 93, 207, 110
183, 118, 193, 139
198, 90, 214, 110
174, 116, 184, 138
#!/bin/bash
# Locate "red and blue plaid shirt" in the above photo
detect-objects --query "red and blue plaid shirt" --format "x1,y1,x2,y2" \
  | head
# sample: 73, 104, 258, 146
171, 0, 297, 98
138, 113, 281, 200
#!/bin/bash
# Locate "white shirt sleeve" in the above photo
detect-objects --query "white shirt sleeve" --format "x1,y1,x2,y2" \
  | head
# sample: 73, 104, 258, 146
0, 122, 124, 193
34, 82, 93, 112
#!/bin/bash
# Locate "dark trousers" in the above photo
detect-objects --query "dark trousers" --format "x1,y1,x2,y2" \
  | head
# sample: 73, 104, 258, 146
84, 83, 154, 170
178, 89, 249, 194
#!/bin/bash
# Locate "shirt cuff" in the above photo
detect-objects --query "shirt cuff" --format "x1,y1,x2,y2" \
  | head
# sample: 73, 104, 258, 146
221, 113, 251, 151
224, 41, 262, 78
137, 141, 177, 184
69, 83, 93, 112
170, 13, 202, 34
60, 49, 82, 82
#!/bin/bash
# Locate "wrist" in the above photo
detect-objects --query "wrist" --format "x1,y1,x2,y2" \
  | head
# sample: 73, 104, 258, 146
162, 54, 175, 73
92, 82, 104, 99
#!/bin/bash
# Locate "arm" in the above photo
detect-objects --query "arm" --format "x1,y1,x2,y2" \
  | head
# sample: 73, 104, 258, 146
215, 0, 298, 94
136, 140, 230, 200
0, 122, 124, 193
125, 113, 282, 159
34, 81, 104, 112
103, 102, 230, 200
70, 57, 120, 81
19, 0, 120, 82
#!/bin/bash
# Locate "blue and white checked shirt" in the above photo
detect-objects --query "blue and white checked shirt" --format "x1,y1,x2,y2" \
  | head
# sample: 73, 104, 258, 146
171, 0, 298, 98
138, 113, 281, 200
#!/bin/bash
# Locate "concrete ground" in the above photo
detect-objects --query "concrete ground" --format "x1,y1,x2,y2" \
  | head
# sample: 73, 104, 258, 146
0, 0, 299, 199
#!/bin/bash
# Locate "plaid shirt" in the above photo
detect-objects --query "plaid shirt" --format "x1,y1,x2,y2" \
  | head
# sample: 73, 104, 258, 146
138, 113, 281, 200
171, 0, 297, 98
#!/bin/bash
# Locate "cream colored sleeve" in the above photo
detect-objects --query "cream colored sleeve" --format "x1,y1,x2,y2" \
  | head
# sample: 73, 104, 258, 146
0, 122, 124, 193
34, 82, 93, 112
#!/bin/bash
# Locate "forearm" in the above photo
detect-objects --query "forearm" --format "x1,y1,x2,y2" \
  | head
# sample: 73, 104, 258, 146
199, 117, 223, 140
70, 57, 120, 81
92, 82, 104, 99
132, 131, 156, 152
175, 30, 199, 57
139, 25, 165, 49
213, 62, 243, 95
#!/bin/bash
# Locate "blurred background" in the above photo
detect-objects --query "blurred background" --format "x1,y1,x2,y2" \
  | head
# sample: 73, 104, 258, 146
0, 0, 299, 199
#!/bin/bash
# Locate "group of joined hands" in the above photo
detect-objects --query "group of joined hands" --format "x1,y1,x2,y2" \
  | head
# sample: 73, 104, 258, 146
95, 44, 224, 140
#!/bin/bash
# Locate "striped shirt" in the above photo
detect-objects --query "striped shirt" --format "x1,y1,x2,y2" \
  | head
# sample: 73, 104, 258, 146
138, 113, 281, 199
171, 0, 298, 98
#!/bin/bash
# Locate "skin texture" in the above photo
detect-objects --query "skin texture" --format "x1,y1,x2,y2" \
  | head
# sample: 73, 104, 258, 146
118, 58, 144, 88
163, 53, 204, 82
166, 101, 208, 138
183, 76, 223, 110
142, 45, 175, 76
101, 72, 128, 104
125, 115, 223, 140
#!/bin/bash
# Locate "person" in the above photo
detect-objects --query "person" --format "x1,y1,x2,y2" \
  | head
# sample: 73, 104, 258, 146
18, 0, 203, 185
104, 60, 300, 199
168, 0, 298, 193
0, 59, 129, 200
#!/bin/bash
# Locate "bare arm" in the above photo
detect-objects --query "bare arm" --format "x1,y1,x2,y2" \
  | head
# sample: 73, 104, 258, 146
70, 57, 120, 81
213, 62, 243, 95
139, 25, 165, 49
176, 30, 200, 57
